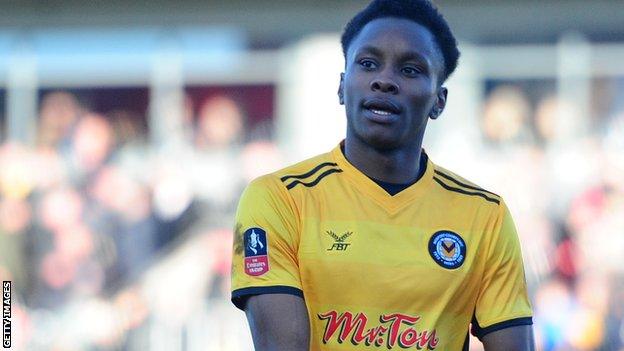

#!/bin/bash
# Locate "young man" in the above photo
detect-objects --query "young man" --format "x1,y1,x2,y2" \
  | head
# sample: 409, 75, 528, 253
231, 1, 535, 350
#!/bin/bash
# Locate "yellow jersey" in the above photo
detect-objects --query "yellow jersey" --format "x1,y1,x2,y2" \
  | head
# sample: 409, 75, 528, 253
231, 142, 532, 350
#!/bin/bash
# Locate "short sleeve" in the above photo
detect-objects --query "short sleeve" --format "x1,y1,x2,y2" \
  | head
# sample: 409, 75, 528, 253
230, 175, 303, 310
472, 201, 533, 339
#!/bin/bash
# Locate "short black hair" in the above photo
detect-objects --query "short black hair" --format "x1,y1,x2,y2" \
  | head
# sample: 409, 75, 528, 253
341, 0, 460, 83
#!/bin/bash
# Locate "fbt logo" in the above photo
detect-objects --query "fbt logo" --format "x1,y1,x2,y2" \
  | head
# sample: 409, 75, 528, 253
325, 231, 353, 251
328, 243, 350, 251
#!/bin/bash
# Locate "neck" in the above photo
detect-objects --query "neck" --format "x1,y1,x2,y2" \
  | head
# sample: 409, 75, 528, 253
344, 136, 423, 184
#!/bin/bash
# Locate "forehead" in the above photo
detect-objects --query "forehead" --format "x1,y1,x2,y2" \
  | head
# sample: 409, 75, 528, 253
347, 17, 443, 65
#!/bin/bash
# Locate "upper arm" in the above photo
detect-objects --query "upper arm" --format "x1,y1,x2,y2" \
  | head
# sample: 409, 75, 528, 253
473, 202, 534, 342
230, 177, 308, 348
231, 176, 302, 308
245, 293, 310, 351
482, 325, 535, 351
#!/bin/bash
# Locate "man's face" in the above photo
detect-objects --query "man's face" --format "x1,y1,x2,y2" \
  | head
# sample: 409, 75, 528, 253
340, 17, 446, 151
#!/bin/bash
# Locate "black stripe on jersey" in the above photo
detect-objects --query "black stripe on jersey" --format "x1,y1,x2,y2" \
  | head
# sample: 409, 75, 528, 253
434, 169, 500, 198
280, 162, 339, 182
231, 285, 304, 310
286, 168, 343, 190
471, 315, 533, 340
433, 177, 501, 205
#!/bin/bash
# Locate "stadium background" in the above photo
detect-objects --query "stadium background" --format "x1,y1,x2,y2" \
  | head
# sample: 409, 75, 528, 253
0, 0, 623, 350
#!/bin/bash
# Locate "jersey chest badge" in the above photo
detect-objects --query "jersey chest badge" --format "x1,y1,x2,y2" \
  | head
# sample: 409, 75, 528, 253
428, 230, 466, 269
243, 227, 269, 276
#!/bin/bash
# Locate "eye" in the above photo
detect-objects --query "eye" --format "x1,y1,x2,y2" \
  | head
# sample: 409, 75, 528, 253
358, 59, 378, 70
401, 66, 422, 76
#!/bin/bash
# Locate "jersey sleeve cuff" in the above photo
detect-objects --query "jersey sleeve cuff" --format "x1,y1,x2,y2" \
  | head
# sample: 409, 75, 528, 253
471, 316, 533, 340
231, 285, 304, 310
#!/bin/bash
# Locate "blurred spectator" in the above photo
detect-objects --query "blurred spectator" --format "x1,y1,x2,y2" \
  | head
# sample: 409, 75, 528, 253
195, 95, 244, 150
534, 95, 559, 144
482, 85, 531, 144
534, 95, 583, 146
71, 113, 115, 175
108, 110, 148, 146
37, 91, 82, 150
189, 95, 248, 227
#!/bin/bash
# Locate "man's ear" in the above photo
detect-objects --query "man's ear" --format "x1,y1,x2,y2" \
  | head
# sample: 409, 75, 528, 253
338, 73, 345, 105
429, 87, 447, 120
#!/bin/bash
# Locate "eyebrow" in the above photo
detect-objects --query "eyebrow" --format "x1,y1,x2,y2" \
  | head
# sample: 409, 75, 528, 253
355, 45, 384, 58
355, 45, 431, 66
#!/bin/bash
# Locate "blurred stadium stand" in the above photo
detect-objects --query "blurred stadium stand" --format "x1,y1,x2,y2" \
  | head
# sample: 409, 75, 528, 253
0, 1, 623, 350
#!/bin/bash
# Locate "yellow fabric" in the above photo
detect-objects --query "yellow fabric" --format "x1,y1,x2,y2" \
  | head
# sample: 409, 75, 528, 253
231, 143, 532, 350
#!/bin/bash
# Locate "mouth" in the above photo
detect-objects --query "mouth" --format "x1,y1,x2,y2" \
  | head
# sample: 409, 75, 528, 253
362, 98, 401, 123
363, 98, 401, 114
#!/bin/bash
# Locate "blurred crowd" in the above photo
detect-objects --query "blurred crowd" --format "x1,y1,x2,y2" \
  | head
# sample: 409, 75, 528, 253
0, 76, 623, 350
461, 79, 624, 351
0, 90, 280, 349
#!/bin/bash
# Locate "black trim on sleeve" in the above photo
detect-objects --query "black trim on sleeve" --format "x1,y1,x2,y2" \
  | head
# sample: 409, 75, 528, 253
280, 162, 338, 182
231, 286, 304, 310
471, 315, 533, 340
433, 177, 501, 205
433, 169, 500, 198
285, 168, 343, 190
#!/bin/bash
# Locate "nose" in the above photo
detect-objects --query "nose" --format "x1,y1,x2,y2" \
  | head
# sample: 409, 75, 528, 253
370, 78, 399, 94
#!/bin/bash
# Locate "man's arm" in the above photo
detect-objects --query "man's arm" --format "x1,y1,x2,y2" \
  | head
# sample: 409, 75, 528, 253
482, 325, 535, 351
231, 176, 307, 348
245, 293, 310, 351
474, 201, 535, 351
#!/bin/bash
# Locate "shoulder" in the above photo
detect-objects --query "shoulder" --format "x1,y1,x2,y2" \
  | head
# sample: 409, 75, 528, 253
244, 150, 336, 196
429, 163, 515, 240
430, 163, 503, 208
259, 151, 338, 191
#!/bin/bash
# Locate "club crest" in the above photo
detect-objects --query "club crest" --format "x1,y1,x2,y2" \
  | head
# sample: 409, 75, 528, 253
428, 230, 466, 269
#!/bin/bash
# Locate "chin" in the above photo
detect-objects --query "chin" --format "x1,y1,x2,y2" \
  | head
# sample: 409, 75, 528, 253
359, 131, 403, 152
346, 115, 408, 152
